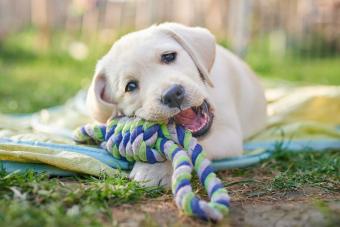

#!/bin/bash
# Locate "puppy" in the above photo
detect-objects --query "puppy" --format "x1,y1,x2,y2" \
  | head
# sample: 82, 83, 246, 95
87, 23, 267, 188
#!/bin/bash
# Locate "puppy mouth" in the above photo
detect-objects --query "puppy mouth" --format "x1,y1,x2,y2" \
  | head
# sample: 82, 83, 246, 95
173, 100, 214, 137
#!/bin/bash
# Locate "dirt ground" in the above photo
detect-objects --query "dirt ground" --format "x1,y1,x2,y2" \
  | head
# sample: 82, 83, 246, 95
109, 187, 340, 227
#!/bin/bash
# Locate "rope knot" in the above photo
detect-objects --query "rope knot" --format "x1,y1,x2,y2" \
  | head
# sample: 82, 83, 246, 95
74, 116, 230, 221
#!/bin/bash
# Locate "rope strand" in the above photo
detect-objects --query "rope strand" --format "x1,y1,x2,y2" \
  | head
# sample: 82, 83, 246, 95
74, 117, 230, 221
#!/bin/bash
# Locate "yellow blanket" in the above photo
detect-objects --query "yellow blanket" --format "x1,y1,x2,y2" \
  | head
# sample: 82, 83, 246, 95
0, 81, 339, 175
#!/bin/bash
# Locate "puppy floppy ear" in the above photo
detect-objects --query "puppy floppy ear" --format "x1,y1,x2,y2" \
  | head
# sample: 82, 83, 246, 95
158, 23, 216, 87
86, 63, 117, 123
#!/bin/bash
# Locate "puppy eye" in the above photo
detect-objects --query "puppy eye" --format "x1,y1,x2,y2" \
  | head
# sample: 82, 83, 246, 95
161, 52, 177, 64
125, 81, 138, 92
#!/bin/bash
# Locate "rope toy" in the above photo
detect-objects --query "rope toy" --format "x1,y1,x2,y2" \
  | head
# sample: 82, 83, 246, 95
74, 116, 230, 221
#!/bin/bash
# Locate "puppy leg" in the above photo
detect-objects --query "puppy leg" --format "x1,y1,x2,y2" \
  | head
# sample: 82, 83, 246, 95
129, 161, 172, 189
200, 128, 243, 160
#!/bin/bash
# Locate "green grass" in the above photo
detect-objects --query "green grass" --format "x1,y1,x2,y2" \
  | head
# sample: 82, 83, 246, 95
270, 150, 339, 191
0, 150, 338, 226
0, 30, 339, 226
227, 150, 339, 193
0, 171, 162, 227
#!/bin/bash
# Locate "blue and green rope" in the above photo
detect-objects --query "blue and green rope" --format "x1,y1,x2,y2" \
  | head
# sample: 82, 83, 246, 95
74, 117, 230, 221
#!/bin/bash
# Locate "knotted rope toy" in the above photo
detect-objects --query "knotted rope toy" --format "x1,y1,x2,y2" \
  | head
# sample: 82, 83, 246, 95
74, 116, 230, 221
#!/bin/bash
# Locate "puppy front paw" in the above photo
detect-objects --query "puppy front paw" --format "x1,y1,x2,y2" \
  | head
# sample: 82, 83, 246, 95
129, 161, 172, 189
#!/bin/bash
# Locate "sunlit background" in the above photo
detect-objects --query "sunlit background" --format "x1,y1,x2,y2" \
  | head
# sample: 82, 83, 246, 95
0, 0, 339, 113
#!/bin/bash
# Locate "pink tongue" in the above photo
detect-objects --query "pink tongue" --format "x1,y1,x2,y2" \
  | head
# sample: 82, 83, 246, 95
174, 108, 204, 130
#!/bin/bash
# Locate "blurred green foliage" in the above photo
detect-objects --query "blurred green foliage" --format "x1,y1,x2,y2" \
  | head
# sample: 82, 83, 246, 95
0, 29, 339, 114
0, 29, 111, 113
244, 38, 340, 85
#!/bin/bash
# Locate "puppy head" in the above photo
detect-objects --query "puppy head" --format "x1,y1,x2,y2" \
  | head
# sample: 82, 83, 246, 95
87, 23, 216, 136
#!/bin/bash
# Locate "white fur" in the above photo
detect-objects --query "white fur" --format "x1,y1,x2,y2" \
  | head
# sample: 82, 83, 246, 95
86, 23, 267, 188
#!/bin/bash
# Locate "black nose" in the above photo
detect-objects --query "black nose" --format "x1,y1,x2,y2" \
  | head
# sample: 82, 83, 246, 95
161, 84, 185, 108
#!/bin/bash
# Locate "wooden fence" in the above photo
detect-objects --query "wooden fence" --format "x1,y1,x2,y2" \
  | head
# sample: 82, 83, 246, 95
0, 0, 339, 57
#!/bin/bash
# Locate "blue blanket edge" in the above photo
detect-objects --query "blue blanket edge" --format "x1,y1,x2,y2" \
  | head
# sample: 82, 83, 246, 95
1, 138, 339, 175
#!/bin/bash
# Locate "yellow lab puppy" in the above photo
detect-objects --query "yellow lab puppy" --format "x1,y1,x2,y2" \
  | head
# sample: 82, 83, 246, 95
87, 23, 267, 187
